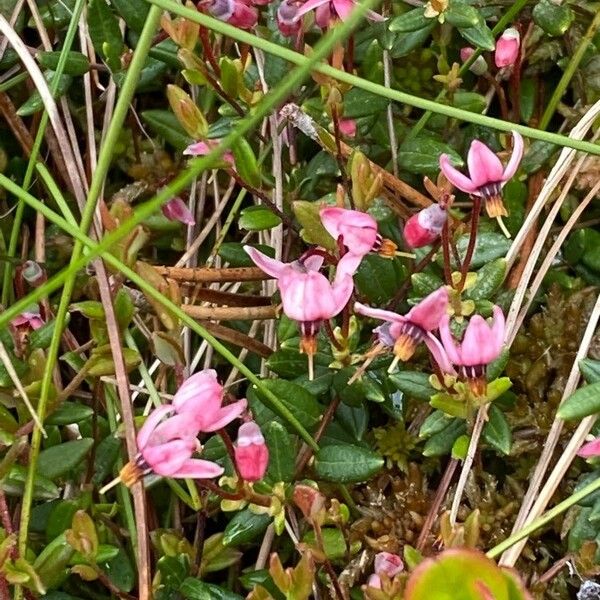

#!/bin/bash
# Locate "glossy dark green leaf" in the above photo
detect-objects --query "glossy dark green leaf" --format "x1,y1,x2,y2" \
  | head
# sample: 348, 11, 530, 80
223, 509, 271, 546
87, 0, 124, 72
33, 533, 74, 591
36, 51, 90, 75
519, 79, 536, 124
388, 8, 429, 32
343, 87, 389, 118
390, 371, 436, 402
532, 0, 574, 36
445, 3, 480, 28
92, 435, 122, 485
180, 578, 244, 600
111, 0, 150, 32
521, 140, 556, 174
1, 465, 59, 500
458, 18, 495, 51
422, 419, 466, 457
355, 254, 405, 304
231, 138, 261, 188
390, 24, 436, 58
263, 421, 295, 483
314, 444, 383, 483
419, 410, 452, 438
46, 403, 93, 426
467, 258, 506, 301
398, 137, 463, 176
238, 206, 281, 231
482, 405, 512, 455
46, 500, 78, 541
141, 109, 193, 150
454, 232, 511, 269
29, 317, 63, 350
101, 548, 135, 592
218, 242, 275, 267
37, 439, 94, 480
580, 359, 600, 384
557, 382, 600, 421
17, 72, 72, 116
411, 272, 444, 296
452, 91, 486, 114
292, 201, 336, 251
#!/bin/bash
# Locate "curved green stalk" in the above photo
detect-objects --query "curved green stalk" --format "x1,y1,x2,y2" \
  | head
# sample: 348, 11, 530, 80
487, 474, 600, 559
146, 0, 600, 156
1, 0, 86, 307
16, 5, 163, 558
539, 8, 600, 130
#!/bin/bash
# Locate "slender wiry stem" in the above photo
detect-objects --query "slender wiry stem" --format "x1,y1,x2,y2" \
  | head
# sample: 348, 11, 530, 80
457, 197, 481, 291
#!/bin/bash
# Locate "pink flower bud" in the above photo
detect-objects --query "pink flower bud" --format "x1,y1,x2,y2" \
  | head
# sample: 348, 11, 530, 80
162, 197, 195, 225
234, 421, 269, 482
374, 552, 404, 578
203, 0, 258, 29
277, 0, 302, 36
460, 47, 488, 76
403, 204, 447, 248
494, 28, 520, 68
338, 118, 356, 138
11, 311, 44, 331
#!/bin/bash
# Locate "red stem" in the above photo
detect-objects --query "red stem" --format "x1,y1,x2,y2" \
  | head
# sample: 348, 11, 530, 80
457, 197, 481, 291
440, 220, 452, 285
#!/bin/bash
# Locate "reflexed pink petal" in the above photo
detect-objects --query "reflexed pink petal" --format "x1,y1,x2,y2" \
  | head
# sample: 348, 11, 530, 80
424, 334, 457, 375
578, 438, 600, 458
174, 458, 224, 479
335, 252, 363, 279
406, 287, 449, 331
460, 315, 497, 365
438, 314, 462, 365
501, 131, 524, 184
490, 305, 506, 352
172, 369, 220, 414
354, 302, 405, 324
374, 552, 404, 577
301, 255, 325, 272
467, 140, 504, 187
29, 315, 44, 330
294, 0, 330, 19
315, 2, 332, 26
183, 141, 212, 156
143, 439, 196, 476
244, 246, 288, 279
136, 405, 175, 450
439, 154, 478, 194
339, 224, 377, 256
201, 398, 248, 432
329, 273, 355, 317
151, 414, 201, 443
162, 198, 195, 225
332, 0, 354, 20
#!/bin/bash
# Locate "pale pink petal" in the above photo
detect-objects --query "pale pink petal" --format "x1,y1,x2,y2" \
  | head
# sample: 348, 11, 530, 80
244, 246, 288, 279
236, 421, 265, 446
439, 154, 478, 194
405, 287, 448, 331
314, 2, 332, 26
367, 574, 382, 590
460, 316, 495, 365
354, 302, 405, 324
329, 274, 355, 317
490, 305, 506, 352
183, 141, 212, 156
172, 369, 220, 413
174, 458, 224, 479
374, 552, 404, 577
467, 140, 504, 187
578, 438, 600, 458
332, 0, 354, 20
320, 207, 376, 236
294, 0, 330, 19
228, 1, 258, 28
301, 255, 325, 272
335, 252, 363, 279
438, 315, 462, 365
201, 398, 248, 432
136, 405, 175, 450
494, 28, 520, 68
162, 198, 195, 225
151, 414, 200, 443
424, 334, 457, 375
143, 439, 195, 476
501, 131, 524, 184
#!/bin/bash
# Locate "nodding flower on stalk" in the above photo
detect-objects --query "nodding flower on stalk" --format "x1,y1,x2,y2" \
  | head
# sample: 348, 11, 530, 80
403, 203, 448, 249
439, 132, 523, 226
200, 0, 258, 28
320, 207, 396, 258
355, 287, 449, 373
494, 28, 520, 68
234, 421, 269, 482
294, 0, 384, 28
162, 197, 195, 226
367, 552, 404, 590
438, 306, 505, 396
244, 246, 360, 379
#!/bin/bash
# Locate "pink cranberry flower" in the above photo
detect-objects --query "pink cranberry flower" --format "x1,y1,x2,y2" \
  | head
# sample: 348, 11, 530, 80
277, 0, 302, 36
171, 369, 248, 433
578, 438, 600, 459
460, 47, 488, 76
338, 118, 356, 138
128, 405, 224, 481
439, 131, 523, 219
403, 204, 448, 249
320, 207, 397, 258
294, 0, 384, 28
234, 421, 269, 482
244, 246, 359, 375
439, 306, 505, 395
367, 552, 404, 589
495, 28, 520, 68
354, 287, 449, 371
200, 0, 258, 28
162, 197, 195, 226
11, 311, 44, 331
184, 139, 235, 165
